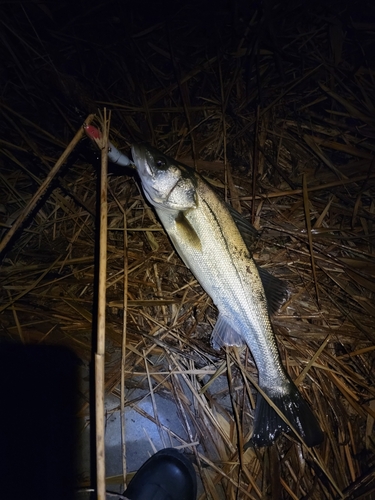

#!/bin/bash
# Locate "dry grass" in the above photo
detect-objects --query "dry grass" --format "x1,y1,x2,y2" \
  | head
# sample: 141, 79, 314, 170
0, 1, 375, 498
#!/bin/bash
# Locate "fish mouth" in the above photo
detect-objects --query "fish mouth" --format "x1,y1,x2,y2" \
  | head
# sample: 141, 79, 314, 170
131, 143, 145, 165
131, 144, 153, 178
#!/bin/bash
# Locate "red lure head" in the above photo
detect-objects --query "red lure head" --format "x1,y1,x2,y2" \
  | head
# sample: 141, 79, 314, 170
84, 124, 102, 140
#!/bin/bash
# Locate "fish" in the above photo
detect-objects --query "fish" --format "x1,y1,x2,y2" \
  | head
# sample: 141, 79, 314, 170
83, 125, 324, 445
131, 143, 324, 447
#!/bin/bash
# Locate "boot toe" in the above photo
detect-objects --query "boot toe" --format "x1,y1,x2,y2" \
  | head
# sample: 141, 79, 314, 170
125, 448, 197, 500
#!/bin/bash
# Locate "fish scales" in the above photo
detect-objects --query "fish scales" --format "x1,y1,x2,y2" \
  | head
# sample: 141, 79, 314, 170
131, 143, 324, 447
156, 178, 284, 385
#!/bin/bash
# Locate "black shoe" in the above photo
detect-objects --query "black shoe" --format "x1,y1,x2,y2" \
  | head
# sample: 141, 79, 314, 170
124, 448, 197, 500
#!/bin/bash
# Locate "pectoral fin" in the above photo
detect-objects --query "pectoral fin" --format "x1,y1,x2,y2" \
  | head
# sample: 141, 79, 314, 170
175, 211, 202, 252
211, 314, 245, 350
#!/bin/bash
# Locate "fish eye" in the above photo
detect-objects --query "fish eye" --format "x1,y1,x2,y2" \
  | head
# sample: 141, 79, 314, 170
156, 157, 167, 169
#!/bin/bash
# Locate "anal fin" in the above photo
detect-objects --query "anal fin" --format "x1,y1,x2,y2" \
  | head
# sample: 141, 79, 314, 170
211, 314, 244, 350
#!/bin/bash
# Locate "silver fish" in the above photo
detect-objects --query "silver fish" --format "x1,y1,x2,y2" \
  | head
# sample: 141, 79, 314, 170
131, 143, 324, 447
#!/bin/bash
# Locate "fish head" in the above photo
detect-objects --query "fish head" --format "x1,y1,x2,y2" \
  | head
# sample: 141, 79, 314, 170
131, 143, 197, 211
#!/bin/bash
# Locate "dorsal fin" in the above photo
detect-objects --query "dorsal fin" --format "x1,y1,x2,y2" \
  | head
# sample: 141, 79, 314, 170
226, 204, 260, 254
226, 204, 288, 314
257, 266, 289, 315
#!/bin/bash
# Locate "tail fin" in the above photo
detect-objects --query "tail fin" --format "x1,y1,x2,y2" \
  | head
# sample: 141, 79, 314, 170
250, 378, 324, 447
